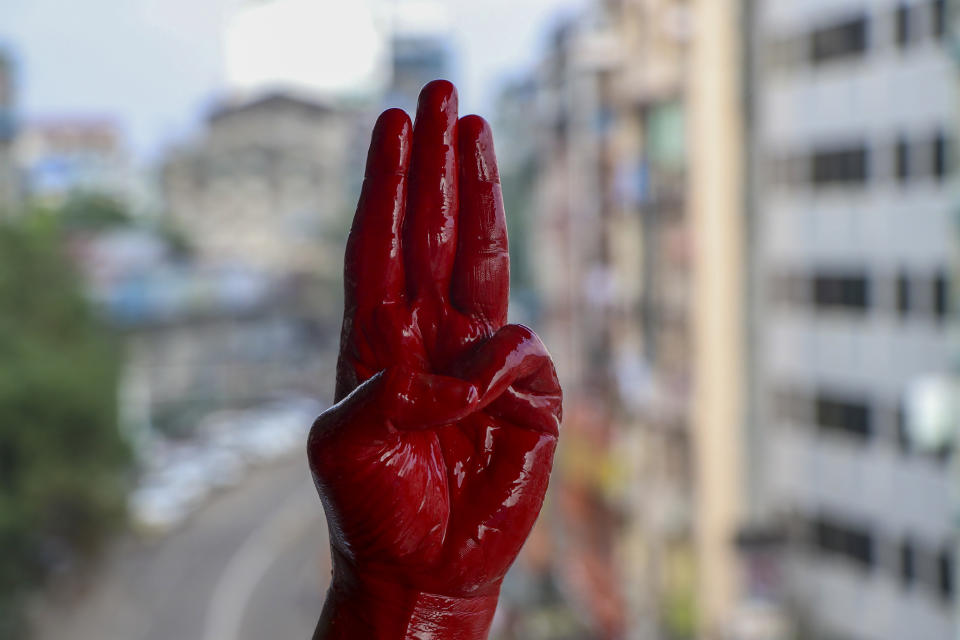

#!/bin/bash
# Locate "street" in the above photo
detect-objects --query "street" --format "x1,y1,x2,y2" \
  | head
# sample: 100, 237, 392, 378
30, 458, 328, 640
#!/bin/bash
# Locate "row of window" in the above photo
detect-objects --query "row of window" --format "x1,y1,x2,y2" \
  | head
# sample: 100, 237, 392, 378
811, 274, 870, 311
775, 387, 952, 463
800, 514, 953, 600
810, 16, 868, 64
772, 271, 949, 320
775, 1, 947, 68
769, 133, 952, 188
775, 389, 875, 441
810, 146, 869, 185
815, 393, 871, 438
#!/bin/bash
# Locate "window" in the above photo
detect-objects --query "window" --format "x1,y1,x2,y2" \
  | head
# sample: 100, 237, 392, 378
896, 4, 911, 47
932, 132, 948, 180
936, 442, 953, 463
646, 101, 686, 172
895, 137, 910, 182
901, 539, 916, 586
896, 272, 910, 315
896, 405, 911, 452
932, 0, 947, 40
812, 273, 870, 311
811, 146, 869, 185
938, 550, 953, 599
933, 271, 948, 320
816, 393, 872, 439
813, 517, 874, 568
811, 17, 869, 63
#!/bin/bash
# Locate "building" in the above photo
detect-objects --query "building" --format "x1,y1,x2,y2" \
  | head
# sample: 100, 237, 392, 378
162, 93, 354, 277
15, 117, 131, 206
500, 1, 709, 636
386, 33, 451, 115
491, 16, 629, 638
587, 1, 748, 637
381, 1, 452, 114
688, 0, 748, 636
587, 2, 699, 637
70, 226, 333, 446
113, 266, 329, 439
743, 1, 956, 638
494, 0, 756, 637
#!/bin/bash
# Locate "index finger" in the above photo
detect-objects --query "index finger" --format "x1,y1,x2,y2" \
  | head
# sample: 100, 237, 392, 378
343, 108, 412, 318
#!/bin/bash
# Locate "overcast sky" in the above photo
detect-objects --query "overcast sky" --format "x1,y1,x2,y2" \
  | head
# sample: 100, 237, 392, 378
0, 0, 585, 161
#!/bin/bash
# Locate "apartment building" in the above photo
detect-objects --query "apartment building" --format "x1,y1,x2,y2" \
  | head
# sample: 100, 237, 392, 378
162, 93, 353, 277
745, 1, 956, 638
515, 0, 748, 637
16, 118, 131, 206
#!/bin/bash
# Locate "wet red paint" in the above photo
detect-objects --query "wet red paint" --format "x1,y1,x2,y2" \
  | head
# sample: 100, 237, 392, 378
307, 80, 562, 639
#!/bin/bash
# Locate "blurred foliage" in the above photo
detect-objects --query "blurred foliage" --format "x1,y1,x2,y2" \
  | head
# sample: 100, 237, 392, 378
153, 218, 192, 259
662, 580, 696, 640
0, 209, 130, 638
59, 192, 193, 259
660, 542, 696, 639
500, 157, 536, 295
58, 192, 132, 231
493, 568, 593, 640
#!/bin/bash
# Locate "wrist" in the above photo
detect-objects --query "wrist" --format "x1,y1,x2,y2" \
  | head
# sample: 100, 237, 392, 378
314, 554, 500, 640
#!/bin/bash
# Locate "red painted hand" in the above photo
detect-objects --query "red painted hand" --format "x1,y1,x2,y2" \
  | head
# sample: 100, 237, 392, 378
307, 81, 562, 639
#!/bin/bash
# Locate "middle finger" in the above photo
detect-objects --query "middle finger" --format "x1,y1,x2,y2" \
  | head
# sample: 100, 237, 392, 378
403, 80, 460, 302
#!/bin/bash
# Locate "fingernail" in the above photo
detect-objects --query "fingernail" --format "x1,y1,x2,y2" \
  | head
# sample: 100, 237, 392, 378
366, 108, 412, 177
458, 114, 499, 183
415, 80, 458, 143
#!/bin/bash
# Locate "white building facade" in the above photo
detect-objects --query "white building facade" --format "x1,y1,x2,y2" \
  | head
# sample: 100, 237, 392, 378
749, 1, 956, 638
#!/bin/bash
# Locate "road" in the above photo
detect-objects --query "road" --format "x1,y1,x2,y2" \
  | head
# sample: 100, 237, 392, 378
30, 458, 329, 640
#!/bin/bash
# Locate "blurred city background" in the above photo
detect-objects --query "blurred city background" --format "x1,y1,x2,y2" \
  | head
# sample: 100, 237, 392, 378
0, 0, 956, 638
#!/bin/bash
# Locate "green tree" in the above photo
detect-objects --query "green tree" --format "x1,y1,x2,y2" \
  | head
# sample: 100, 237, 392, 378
58, 192, 132, 231
0, 214, 129, 638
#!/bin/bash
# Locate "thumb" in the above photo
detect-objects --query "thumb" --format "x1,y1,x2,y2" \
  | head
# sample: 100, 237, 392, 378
308, 366, 479, 460
377, 365, 480, 429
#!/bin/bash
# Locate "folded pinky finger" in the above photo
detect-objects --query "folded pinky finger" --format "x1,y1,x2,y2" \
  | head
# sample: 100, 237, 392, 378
449, 323, 562, 435
485, 382, 562, 437
378, 366, 480, 430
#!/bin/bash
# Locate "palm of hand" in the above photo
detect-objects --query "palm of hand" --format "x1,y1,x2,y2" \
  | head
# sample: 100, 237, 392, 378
308, 81, 561, 599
